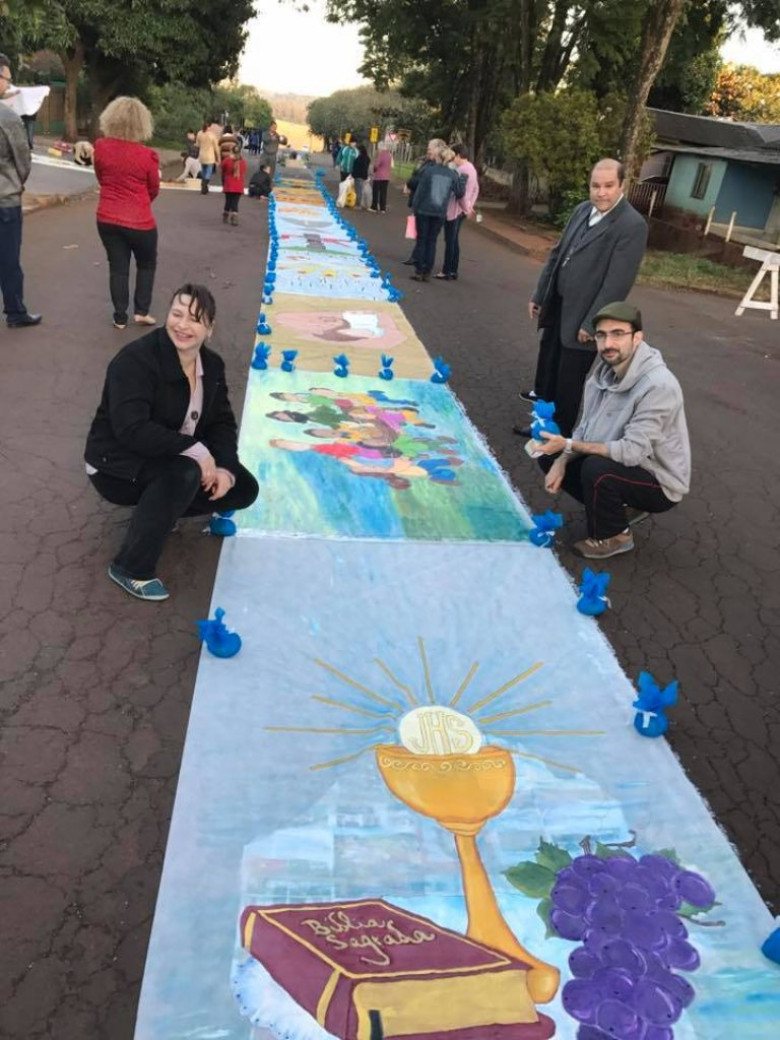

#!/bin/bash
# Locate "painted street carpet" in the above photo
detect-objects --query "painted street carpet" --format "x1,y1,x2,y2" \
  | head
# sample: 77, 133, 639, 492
133, 164, 779, 1040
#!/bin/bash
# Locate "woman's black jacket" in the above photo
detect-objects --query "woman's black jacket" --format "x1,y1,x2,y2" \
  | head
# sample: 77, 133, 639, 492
85, 327, 240, 481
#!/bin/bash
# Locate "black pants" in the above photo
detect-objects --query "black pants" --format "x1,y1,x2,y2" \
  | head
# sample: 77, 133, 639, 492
533, 303, 595, 436
539, 455, 676, 539
414, 214, 445, 274
371, 180, 389, 211
90, 456, 259, 579
97, 222, 158, 325
443, 215, 465, 276
223, 192, 241, 213
0, 205, 27, 322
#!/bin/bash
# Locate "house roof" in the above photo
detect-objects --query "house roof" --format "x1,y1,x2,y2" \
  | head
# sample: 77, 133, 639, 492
649, 108, 780, 153
658, 143, 780, 167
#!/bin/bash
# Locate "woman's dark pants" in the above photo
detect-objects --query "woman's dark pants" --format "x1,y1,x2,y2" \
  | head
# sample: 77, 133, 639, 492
414, 214, 445, 275
90, 457, 259, 579
443, 215, 465, 276
371, 180, 389, 211
97, 222, 158, 324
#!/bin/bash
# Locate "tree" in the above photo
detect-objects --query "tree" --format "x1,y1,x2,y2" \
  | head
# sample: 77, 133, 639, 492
708, 63, 780, 122
501, 89, 654, 218
307, 86, 436, 144
502, 90, 601, 216
4, 0, 255, 139
618, 0, 687, 180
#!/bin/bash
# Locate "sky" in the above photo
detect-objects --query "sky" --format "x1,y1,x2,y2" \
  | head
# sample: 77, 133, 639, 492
239, 6, 780, 101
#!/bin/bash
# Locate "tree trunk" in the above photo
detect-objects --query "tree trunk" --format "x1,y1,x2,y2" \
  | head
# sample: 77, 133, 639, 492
507, 161, 530, 216
61, 39, 84, 142
620, 0, 686, 181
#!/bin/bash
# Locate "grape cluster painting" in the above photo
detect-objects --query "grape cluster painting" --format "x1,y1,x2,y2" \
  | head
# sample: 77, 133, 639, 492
507, 838, 718, 1040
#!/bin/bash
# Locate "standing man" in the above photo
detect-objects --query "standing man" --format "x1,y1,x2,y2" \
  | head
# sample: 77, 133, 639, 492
337, 137, 357, 182
0, 52, 41, 328
536, 302, 690, 560
261, 121, 287, 180
515, 159, 647, 437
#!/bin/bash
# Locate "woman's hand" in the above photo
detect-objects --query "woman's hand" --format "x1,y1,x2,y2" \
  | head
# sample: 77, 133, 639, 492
207, 470, 233, 501
197, 451, 217, 489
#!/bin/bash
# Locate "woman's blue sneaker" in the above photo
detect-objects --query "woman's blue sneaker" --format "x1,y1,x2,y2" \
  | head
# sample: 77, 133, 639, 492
108, 564, 170, 601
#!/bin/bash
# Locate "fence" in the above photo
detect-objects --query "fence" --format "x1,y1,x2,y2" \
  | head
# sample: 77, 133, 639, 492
629, 181, 667, 217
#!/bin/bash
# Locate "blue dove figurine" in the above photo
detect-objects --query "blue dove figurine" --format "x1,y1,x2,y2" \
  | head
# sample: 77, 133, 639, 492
196, 607, 242, 658
761, 928, 780, 964
209, 510, 236, 537
333, 353, 350, 378
256, 314, 272, 336
378, 354, 395, 381
577, 568, 611, 616
530, 400, 561, 442
431, 356, 451, 384
251, 343, 271, 370
632, 671, 679, 737
281, 350, 298, 373
529, 510, 564, 547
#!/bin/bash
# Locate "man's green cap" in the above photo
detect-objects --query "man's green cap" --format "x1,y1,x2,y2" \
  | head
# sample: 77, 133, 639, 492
593, 301, 642, 330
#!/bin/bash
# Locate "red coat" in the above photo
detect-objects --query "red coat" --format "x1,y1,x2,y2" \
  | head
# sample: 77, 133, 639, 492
221, 156, 247, 194
94, 138, 159, 230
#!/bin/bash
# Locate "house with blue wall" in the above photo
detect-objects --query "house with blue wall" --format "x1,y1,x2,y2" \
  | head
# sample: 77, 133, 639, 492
642, 109, 780, 245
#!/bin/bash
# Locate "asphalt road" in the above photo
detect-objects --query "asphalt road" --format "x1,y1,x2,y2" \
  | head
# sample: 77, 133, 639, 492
1, 162, 778, 1039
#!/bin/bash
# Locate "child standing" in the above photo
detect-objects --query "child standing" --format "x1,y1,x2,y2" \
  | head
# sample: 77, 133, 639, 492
221, 144, 247, 225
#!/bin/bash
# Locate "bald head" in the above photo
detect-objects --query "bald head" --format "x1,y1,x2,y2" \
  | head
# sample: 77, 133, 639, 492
590, 158, 625, 213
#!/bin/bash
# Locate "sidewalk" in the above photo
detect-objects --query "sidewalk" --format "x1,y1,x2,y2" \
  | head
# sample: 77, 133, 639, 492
23, 135, 183, 213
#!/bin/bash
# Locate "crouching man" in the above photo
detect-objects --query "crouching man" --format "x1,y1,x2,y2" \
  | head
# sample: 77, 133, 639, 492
536, 302, 690, 559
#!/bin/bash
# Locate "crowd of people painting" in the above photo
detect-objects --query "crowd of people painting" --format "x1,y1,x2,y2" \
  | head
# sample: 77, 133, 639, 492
0, 47, 690, 598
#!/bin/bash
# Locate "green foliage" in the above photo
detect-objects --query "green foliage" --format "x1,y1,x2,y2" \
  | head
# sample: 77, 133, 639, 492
503, 861, 556, 899
147, 83, 273, 143
7, 0, 256, 129
708, 62, 780, 122
502, 88, 655, 216
502, 90, 602, 214
307, 86, 436, 144
146, 83, 213, 143
535, 838, 573, 874
212, 84, 273, 129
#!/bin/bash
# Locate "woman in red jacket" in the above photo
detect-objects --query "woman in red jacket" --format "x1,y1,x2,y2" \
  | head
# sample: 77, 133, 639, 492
94, 97, 160, 329
221, 141, 247, 226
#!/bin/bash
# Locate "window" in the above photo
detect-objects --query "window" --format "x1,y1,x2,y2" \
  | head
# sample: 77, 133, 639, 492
691, 162, 712, 200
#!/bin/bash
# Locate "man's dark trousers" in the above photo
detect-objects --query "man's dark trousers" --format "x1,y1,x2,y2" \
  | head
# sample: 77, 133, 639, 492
534, 301, 595, 437
0, 206, 27, 321
539, 454, 676, 538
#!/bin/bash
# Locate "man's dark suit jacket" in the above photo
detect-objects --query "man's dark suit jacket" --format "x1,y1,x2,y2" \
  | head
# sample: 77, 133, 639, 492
532, 197, 648, 351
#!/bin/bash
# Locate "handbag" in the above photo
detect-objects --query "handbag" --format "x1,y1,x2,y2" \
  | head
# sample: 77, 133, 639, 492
405, 214, 417, 239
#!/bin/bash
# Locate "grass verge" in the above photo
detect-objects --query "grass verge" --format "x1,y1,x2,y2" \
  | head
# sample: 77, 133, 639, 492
638, 250, 762, 299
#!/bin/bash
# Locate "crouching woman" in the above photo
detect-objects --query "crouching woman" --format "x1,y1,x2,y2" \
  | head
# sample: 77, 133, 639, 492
85, 283, 259, 601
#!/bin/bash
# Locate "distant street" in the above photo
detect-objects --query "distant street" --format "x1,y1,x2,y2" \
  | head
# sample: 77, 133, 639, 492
0, 156, 777, 1039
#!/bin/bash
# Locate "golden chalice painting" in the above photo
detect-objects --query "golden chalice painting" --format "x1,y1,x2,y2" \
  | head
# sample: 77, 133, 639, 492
265, 638, 603, 1025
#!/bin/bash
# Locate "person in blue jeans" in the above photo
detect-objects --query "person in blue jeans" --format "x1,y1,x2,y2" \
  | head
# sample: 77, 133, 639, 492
0, 52, 42, 328
407, 144, 465, 282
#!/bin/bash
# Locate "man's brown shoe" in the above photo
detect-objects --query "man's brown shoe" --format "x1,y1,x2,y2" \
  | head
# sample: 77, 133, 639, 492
574, 531, 634, 559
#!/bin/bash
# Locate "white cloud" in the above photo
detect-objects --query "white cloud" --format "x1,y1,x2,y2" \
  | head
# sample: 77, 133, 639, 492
239, 0, 370, 97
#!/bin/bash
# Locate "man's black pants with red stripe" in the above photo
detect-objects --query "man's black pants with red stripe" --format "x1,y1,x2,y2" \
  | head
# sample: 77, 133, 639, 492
539, 455, 677, 538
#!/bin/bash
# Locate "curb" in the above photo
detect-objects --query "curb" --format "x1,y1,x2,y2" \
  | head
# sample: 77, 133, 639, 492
23, 187, 97, 215
471, 219, 532, 257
